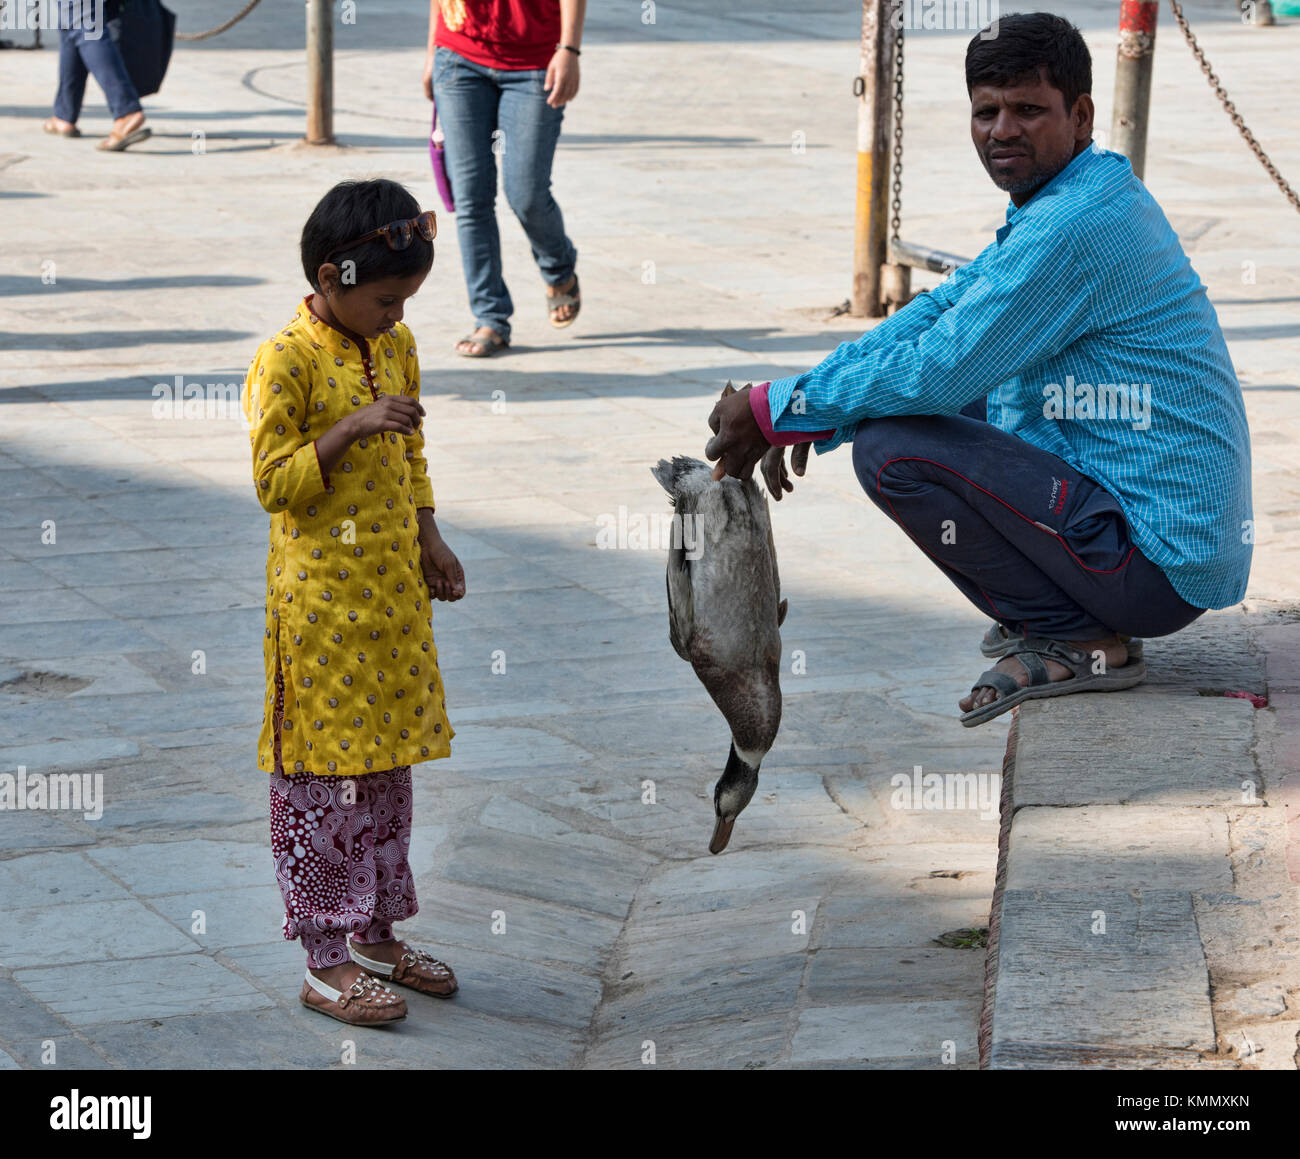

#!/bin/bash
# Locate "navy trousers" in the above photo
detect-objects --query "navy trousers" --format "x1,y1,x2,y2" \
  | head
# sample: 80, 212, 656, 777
852, 412, 1204, 641
53, 0, 142, 123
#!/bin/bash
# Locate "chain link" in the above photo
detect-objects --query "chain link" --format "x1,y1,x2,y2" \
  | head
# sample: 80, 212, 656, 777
175, 0, 263, 42
890, 20, 904, 242
1167, 0, 1299, 214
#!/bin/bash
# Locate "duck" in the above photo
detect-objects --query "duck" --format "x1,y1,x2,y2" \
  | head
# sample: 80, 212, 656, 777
651, 444, 786, 854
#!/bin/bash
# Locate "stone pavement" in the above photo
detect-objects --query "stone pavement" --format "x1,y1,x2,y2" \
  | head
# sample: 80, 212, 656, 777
0, 0, 1297, 1069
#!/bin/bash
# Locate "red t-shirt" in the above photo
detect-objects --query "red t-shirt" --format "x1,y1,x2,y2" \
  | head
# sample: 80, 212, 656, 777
435, 0, 561, 70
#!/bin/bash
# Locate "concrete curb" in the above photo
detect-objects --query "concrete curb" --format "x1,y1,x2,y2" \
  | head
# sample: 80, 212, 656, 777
979, 610, 1300, 1070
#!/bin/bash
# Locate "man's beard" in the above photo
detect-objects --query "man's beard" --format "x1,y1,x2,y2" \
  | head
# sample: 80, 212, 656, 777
983, 149, 1067, 196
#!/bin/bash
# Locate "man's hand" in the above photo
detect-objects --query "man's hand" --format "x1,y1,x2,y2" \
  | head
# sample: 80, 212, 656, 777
705, 382, 770, 483
759, 442, 811, 501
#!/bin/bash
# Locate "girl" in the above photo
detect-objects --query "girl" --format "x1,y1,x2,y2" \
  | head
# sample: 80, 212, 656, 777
242, 178, 467, 1027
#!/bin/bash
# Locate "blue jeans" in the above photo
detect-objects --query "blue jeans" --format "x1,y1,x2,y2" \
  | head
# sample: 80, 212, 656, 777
852, 414, 1204, 640
432, 45, 578, 342
54, 0, 141, 122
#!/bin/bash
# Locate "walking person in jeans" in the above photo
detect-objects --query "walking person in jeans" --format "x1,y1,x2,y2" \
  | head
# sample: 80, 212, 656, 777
422, 0, 584, 357
704, 13, 1253, 727
45, 0, 151, 151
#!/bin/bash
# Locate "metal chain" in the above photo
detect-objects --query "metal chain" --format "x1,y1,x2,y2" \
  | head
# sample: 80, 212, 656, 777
175, 0, 263, 42
1167, 0, 1299, 213
890, 20, 904, 242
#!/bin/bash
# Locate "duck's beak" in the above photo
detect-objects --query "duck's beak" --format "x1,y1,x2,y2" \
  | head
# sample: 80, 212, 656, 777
709, 815, 735, 855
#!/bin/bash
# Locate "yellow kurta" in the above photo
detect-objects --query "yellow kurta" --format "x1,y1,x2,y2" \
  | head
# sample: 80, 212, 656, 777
242, 298, 454, 776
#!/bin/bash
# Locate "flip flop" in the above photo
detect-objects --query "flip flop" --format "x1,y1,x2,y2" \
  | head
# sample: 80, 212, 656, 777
960, 636, 1147, 728
43, 118, 81, 138
980, 622, 1142, 660
455, 329, 508, 358
547, 273, 580, 328
97, 126, 151, 152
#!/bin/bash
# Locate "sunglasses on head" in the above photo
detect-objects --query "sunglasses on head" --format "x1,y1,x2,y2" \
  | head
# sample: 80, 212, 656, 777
330, 210, 437, 260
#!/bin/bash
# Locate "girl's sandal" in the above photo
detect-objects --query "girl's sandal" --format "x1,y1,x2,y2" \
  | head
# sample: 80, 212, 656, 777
547, 273, 580, 329
299, 971, 407, 1026
349, 939, 459, 999
455, 329, 508, 358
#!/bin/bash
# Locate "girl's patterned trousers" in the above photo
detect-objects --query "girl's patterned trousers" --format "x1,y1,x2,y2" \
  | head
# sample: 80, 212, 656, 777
269, 768, 420, 968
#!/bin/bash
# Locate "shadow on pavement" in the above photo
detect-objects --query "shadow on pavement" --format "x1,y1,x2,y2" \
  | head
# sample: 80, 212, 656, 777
0, 275, 264, 297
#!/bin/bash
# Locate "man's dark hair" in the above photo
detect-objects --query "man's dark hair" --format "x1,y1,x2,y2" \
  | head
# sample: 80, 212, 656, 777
965, 12, 1092, 113
300, 178, 434, 291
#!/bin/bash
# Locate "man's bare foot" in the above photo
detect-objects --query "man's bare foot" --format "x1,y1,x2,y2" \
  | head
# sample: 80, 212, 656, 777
547, 274, 578, 324
958, 634, 1130, 713
45, 116, 78, 136
454, 325, 505, 356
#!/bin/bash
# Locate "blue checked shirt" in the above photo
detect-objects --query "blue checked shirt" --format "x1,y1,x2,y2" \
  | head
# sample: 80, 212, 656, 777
767, 144, 1253, 610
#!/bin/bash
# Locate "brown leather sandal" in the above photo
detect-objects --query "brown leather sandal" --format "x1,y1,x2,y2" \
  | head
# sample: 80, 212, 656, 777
299, 971, 407, 1025
349, 939, 458, 998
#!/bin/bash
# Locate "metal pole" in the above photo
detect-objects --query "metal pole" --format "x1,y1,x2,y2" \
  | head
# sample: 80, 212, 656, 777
852, 0, 892, 318
1111, 0, 1158, 180
305, 0, 334, 145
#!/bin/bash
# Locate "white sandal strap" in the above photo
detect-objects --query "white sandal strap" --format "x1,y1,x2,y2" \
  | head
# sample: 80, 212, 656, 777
304, 971, 345, 1002
305, 970, 398, 1007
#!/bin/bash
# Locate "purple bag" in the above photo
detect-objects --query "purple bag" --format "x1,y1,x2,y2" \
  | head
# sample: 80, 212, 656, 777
430, 101, 455, 214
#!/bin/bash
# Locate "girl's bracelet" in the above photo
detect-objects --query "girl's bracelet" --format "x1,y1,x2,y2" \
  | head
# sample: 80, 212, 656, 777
559, 43, 580, 55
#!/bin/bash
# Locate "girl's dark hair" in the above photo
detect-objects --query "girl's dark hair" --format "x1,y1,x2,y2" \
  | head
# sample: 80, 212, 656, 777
300, 178, 434, 292
965, 12, 1092, 113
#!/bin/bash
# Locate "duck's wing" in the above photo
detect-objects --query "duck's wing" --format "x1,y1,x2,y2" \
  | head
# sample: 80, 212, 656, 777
756, 486, 786, 628
766, 520, 787, 627
665, 544, 694, 663
652, 458, 707, 663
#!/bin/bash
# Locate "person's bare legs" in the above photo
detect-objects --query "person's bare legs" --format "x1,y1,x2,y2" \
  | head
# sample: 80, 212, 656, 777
958, 633, 1129, 712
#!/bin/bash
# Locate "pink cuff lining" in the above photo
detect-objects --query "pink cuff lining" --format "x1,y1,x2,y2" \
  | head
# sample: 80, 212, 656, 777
749, 381, 833, 446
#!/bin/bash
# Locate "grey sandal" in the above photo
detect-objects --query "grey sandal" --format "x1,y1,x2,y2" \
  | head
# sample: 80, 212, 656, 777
980, 622, 1143, 660
455, 329, 508, 358
547, 273, 580, 328
961, 636, 1147, 728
